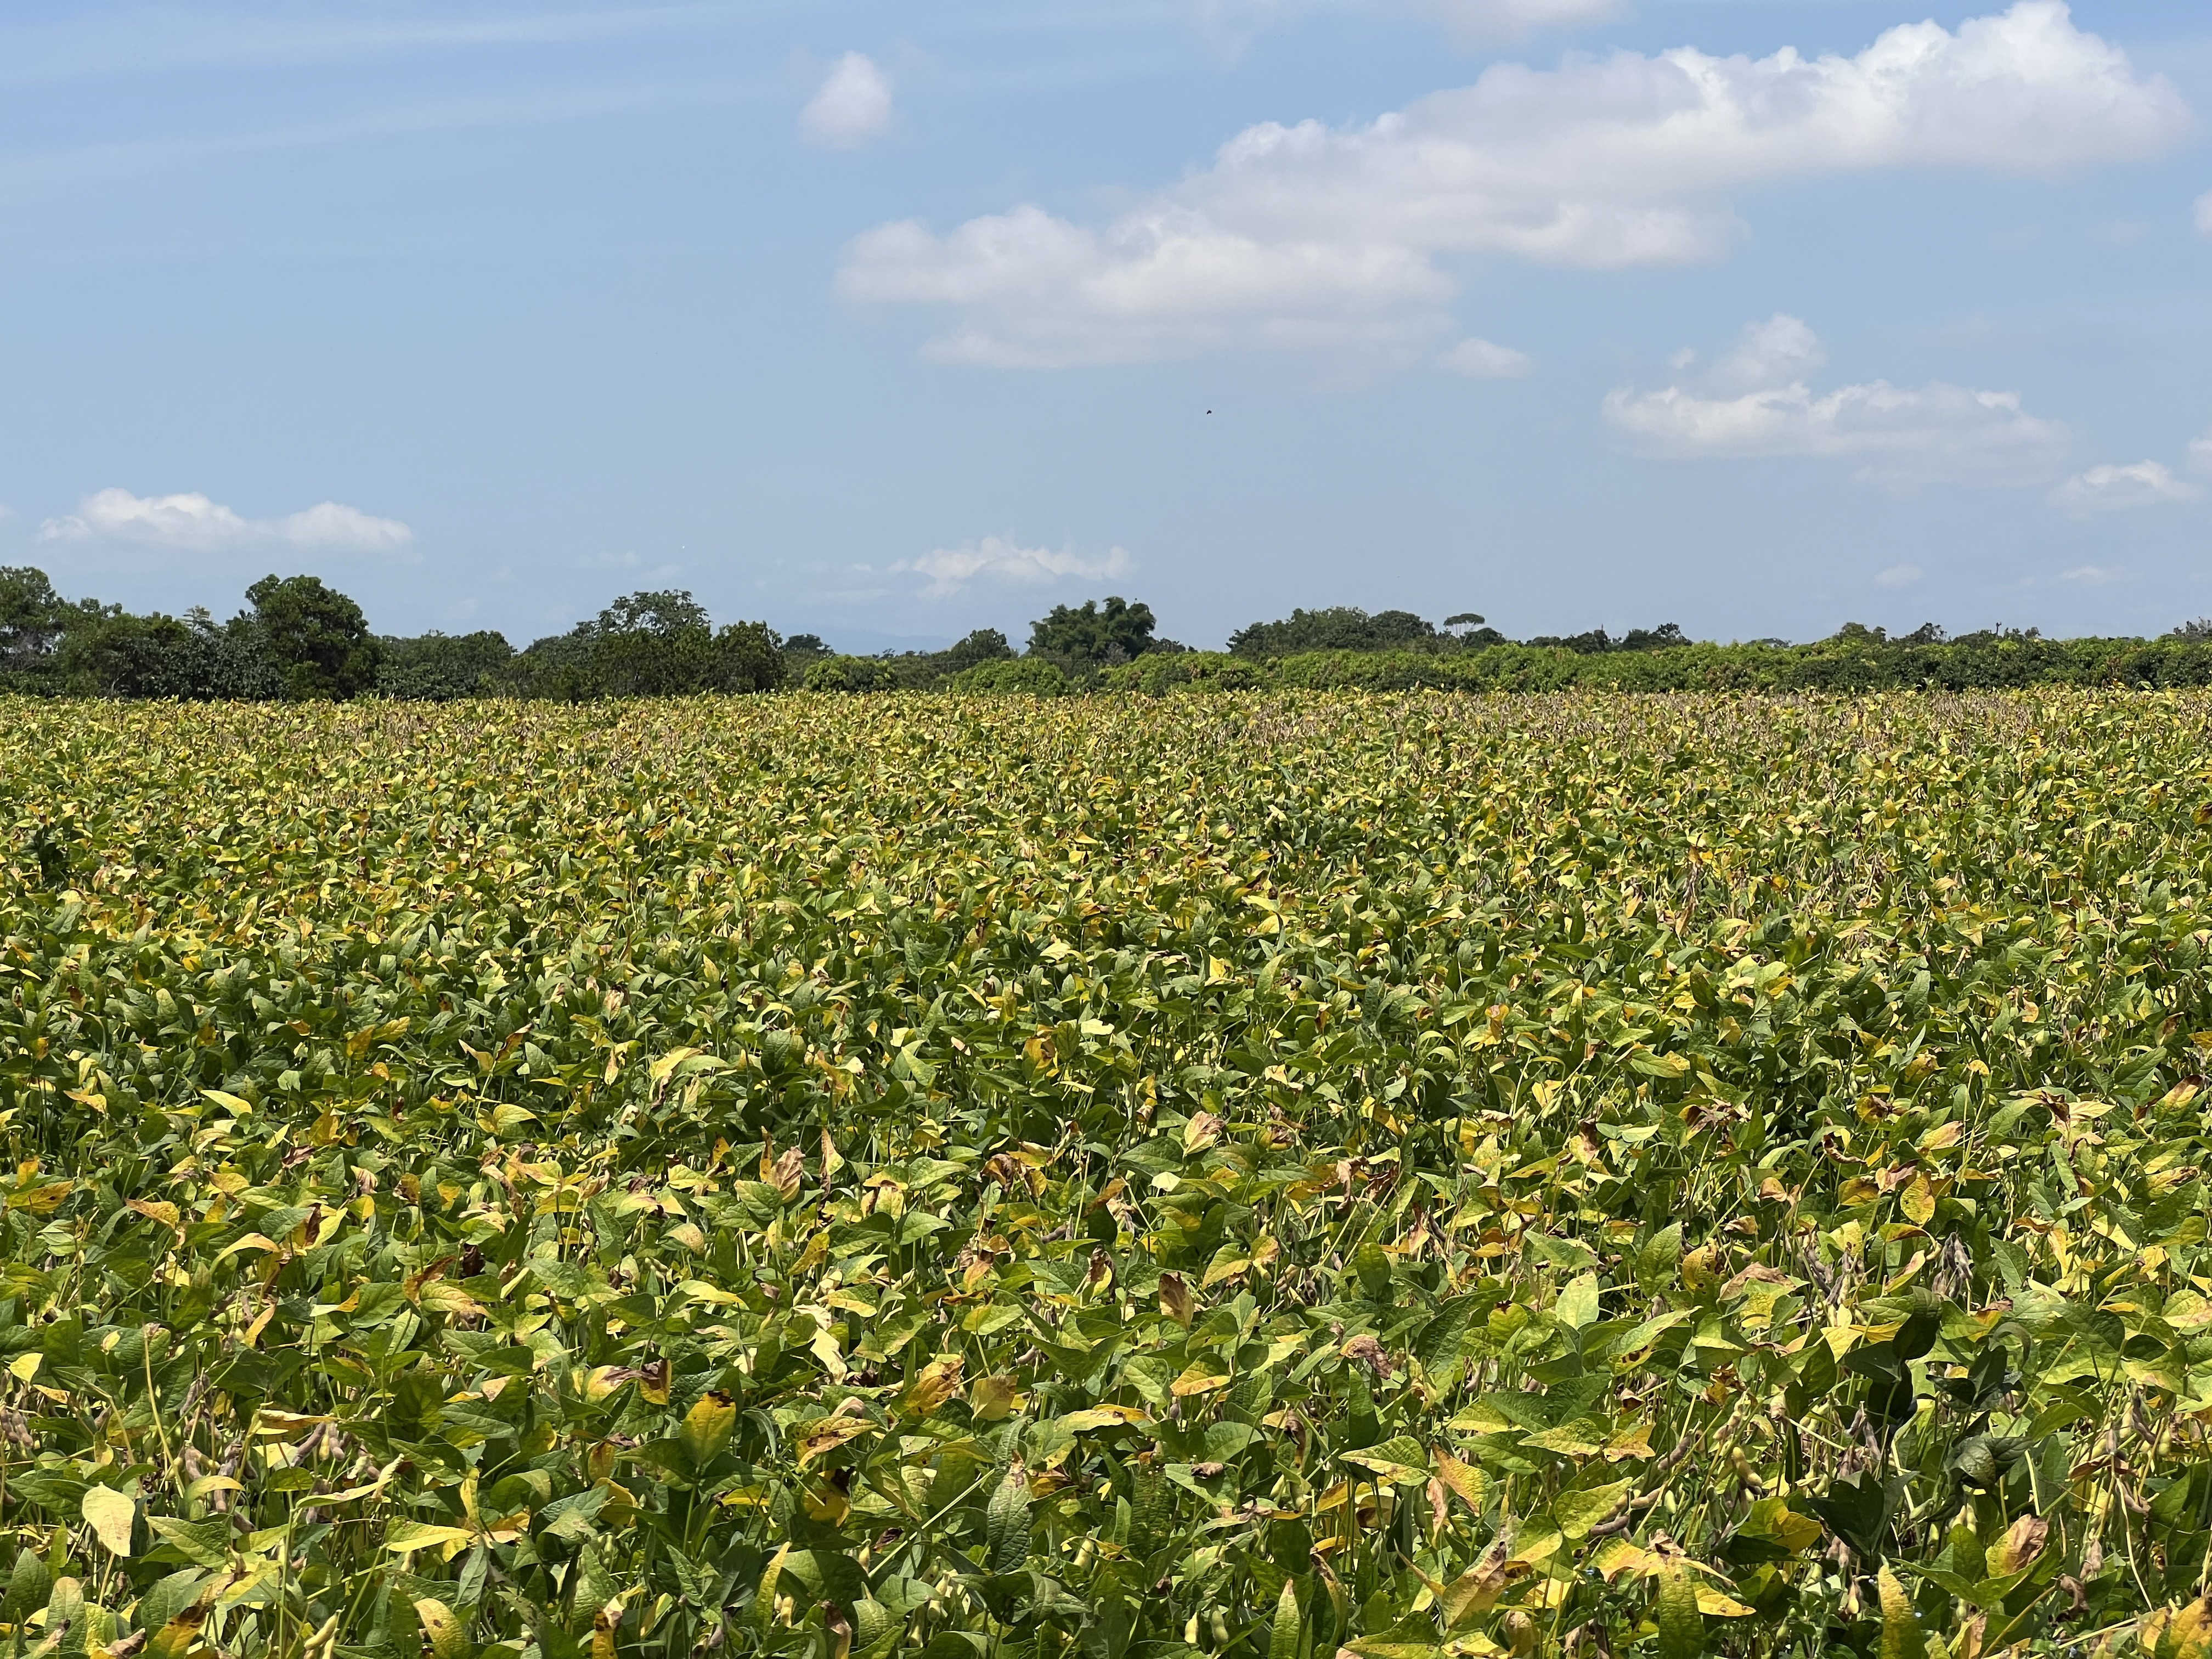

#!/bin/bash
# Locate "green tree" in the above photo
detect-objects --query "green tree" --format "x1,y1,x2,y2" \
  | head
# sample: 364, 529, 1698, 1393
56, 606, 284, 699
374, 631, 516, 699
1, 567, 117, 685
1, 567, 69, 672
1227, 606, 1441, 658
505, 590, 785, 699
1028, 597, 1160, 672
244, 573, 382, 698
938, 628, 1017, 673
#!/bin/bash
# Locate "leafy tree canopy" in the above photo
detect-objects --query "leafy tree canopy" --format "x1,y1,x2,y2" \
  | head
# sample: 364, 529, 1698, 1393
1028, 596, 1160, 669
1228, 605, 1438, 658
243, 573, 382, 699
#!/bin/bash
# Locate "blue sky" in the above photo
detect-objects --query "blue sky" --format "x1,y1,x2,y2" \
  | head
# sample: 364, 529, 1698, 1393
4, 0, 2211, 651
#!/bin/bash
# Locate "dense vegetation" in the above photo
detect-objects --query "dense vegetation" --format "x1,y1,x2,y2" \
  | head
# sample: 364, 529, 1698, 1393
4, 690, 2211, 1659
1108, 631, 2212, 695
10, 565, 2212, 702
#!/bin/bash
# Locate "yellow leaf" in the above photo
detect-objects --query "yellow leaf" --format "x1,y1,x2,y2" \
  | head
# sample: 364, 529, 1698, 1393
1987, 1514, 2048, 1576
898, 1357, 963, 1420
82, 1485, 136, 1556
1056, 1405, 1150, 1432
1169, 1363, 1230, 1398
968, 1374, 1021, 1421
1877, 1565, 1926, 1659
1432, 1449, 1486, 1511
796, 1414, 875, 1467
1900, 1173, 1936, 1227
415, 1599, 470, 1659
7, 1180, 74, 1215
385, 1523, 476, 1555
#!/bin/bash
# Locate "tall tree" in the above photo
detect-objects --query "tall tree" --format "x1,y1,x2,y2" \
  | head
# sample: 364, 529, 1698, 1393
1028, 597, 1159, 670
245, 574, 382, 698
1, 567, 116, 682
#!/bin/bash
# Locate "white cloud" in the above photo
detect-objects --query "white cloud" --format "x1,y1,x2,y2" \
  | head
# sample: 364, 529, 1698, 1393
2051, 460, 2199, 511
800, 53, 891, 150
2060, 563, 2130, 585
2190, 431, 2212, 472
2197, 190, 2212, 237
274, 500, 416, 549
1711, 314, 1825, 393
1440, 337, 1532, 377
1876, 563, 1923, 588
895, 535, 1131, 597
37, 487, 413, 552
1603, 317, 2066, 484
839, 2, 2187, 366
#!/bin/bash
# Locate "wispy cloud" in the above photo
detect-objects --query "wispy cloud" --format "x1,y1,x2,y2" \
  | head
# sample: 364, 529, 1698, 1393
2051, 460, 2198, 512
1876, 564, 1923, 589
0, 75, 775, 206
895, 535, 1131, 597
0, 4, 759, 89
2060, 563, 2130, 585
1190, 0, 1618, 50
1440, 337, 1532, 379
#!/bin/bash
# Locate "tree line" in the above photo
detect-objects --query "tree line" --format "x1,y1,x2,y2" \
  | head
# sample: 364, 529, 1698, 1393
4, 564, 2210, 699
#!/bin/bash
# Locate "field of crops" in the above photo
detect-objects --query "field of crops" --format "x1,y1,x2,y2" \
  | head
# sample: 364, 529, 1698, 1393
3, 691, 2211, 1659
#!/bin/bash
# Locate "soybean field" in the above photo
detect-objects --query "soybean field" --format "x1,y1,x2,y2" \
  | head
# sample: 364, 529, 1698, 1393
3, 691, 2211, 1659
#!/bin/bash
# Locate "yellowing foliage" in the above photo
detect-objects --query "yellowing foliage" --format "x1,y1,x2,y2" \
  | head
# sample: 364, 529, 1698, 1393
2, 690, 2211, 1659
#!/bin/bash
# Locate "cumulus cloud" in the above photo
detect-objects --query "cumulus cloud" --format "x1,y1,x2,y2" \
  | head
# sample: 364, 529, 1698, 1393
839, 2, 2187, 366
801, 53, 892, 150
895, 536, 1131, 598
1876, 563, 1923, 588
2051, 460, 2199, 511
2190, 431, 2212, 472
1710, 314, 1825, 393
1440, 337, 1532, 377
1602, 315, 2067, 484
38, 487, 413, 551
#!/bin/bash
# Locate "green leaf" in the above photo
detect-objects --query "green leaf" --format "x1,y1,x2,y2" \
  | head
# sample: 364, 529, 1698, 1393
1267, 1578, 1302, 1659
1654, 1564, 1702, 1659
986, 1465, 1032, 1574
145, 1517, 232, 1571
678, 1391, 737, 1476
1550, 1479, 1632, 1541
